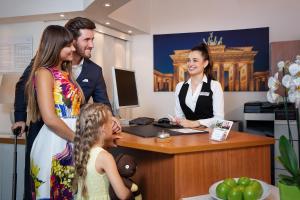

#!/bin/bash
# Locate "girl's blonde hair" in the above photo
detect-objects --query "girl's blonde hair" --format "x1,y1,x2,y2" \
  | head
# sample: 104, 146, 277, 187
25, 25, 84, 122
72, 103, 112, 198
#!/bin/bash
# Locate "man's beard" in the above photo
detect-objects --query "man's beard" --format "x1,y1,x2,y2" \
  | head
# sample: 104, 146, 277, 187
75, 44, 91, 59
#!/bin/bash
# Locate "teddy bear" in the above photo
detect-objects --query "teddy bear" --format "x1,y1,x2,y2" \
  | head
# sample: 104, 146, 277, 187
109, 154, 142, 200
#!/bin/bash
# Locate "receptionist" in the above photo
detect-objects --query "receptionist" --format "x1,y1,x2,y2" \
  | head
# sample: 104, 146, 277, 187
174, 43, 224, 128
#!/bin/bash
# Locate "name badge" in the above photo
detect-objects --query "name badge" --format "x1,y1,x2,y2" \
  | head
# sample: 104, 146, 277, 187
199, 92, 209, 96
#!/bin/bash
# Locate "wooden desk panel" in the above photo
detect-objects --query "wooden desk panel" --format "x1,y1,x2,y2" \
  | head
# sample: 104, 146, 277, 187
120, 149, 176, 200
174, 145, 270, 198
0, 134, 25, 144
117, 130, 274, 200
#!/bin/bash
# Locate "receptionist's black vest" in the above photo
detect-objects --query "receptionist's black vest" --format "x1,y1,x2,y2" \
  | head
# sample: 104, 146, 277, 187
178, 78, 213, 120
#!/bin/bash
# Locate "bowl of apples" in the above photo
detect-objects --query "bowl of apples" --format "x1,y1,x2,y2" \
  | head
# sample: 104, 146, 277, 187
209, 177, 270, 200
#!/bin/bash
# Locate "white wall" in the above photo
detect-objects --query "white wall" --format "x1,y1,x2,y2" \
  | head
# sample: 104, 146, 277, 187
0, 22, 45, 134
0, 21, 45, 53
131, 0, 300, 121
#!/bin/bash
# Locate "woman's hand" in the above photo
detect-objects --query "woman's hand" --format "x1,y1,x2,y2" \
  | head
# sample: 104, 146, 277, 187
178, 119, 200, 128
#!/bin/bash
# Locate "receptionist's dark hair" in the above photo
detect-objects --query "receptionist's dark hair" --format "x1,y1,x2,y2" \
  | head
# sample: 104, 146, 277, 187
191, 43, 214, 79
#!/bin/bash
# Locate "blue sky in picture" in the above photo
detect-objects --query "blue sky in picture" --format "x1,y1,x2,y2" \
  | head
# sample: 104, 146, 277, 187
153, 27, 269, 74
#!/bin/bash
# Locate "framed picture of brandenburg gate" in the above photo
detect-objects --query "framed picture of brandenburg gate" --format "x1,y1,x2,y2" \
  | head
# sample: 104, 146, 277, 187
153, 27, 269, 92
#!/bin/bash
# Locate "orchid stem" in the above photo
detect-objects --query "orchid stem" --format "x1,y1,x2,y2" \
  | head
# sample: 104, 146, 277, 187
283, 91, 293, 146
296, 108, 300, 167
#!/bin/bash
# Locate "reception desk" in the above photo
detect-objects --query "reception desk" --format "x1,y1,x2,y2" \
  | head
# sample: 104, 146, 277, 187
0, 130, 274, 200
116, 130, 274, 200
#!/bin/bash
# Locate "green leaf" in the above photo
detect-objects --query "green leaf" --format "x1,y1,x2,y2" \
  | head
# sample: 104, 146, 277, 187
278, 174, 294, 181
278, 135, 299, 177
278, 157, 294, 176
279, 179, 295, 186
279, 175, 295, 185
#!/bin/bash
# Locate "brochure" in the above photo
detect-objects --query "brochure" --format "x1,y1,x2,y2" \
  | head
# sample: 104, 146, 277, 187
210, 120, 234, 141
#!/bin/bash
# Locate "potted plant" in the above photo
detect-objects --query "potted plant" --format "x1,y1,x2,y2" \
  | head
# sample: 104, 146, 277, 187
267, 55, 300, 199
277, 135, 300, 199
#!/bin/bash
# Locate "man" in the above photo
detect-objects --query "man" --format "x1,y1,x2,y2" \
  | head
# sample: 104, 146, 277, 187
11, 17, 121, 200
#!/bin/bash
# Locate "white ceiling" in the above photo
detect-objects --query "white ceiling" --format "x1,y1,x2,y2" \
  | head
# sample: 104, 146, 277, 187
0, 0, 147, 35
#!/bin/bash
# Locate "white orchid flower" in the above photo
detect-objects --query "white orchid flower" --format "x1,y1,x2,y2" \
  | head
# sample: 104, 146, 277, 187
288, 90, 300, 108
293, 77, 300, 87
268, 72, 280, 91
277, 61, 285, 72
289, 85, 296, 92
267, 90, 281, 103
267, 55, 300, 107
288, 63, 300, 76
282, 74, 292, 88
288, 90, 296, 102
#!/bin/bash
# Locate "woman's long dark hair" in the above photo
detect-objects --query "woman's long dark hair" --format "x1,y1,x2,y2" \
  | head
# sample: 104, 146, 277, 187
191, 43, 214, 80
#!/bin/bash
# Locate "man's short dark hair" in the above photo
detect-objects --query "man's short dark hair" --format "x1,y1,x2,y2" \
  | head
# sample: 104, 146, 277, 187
65, 17, 96, 39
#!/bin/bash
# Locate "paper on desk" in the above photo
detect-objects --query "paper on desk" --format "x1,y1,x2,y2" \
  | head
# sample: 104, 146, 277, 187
169, 128, 202, 133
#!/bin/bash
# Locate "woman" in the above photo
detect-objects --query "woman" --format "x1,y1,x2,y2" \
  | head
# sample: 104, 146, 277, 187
26, 25, 84, 199
174, 43, 224, 128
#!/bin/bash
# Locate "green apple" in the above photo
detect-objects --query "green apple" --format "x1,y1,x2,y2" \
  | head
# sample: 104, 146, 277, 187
236, 185, 245, 193
249, 180, 263, 198
243, 185, 260, 200
237, 176, 251, 186
224, 178, 237, 188
216, 182, 231, 200
228, 187, 243, 200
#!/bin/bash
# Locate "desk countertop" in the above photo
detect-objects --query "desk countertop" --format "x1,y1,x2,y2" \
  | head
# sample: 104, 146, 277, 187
0, 130, 274, 154
0, 134, 26, 144
116, 130, 274, 154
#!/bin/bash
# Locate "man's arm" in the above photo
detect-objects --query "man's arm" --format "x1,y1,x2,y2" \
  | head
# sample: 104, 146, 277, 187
92, 67, 112, 108
12, 61, 33, 134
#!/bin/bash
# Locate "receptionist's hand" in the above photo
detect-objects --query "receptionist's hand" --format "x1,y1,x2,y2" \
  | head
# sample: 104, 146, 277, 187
178, 119, 200, 128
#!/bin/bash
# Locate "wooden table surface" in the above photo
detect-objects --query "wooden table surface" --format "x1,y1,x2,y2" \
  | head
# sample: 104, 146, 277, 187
116, 130, 274, 154
0, 134, 26, 144
0, 130, 274, 151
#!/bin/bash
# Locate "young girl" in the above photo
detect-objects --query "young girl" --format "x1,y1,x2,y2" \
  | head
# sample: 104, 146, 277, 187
73, 103, 130, 200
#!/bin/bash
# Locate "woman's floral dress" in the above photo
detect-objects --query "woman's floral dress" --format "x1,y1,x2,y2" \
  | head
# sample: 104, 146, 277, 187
30, 67, 82, 199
